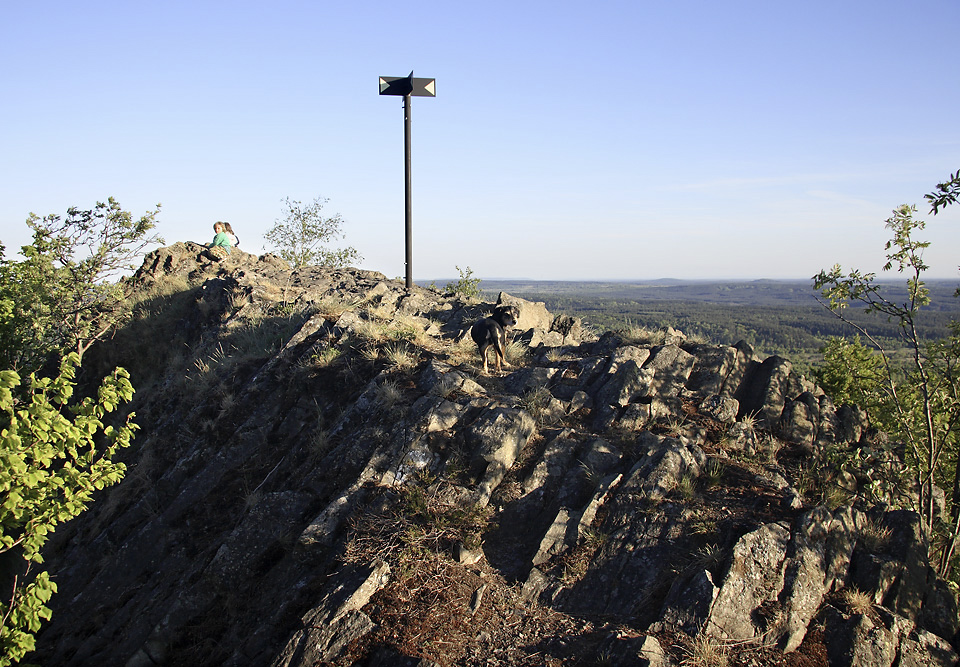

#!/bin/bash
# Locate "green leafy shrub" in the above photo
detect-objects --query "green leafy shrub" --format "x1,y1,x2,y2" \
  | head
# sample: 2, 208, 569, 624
0, 198, 162, 371
813, 173, 960, 578
0, 354, 137, 665
264, 196, 362, 268
444, 266, 482, 300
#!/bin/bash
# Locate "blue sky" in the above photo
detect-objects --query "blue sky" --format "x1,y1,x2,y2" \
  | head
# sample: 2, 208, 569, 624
2, 0, 958, 280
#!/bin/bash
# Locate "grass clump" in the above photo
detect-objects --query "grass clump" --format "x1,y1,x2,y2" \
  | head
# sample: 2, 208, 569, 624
310, 347, 341, 367
620, 325, 666, 347
384, 343, 418, 372
859, 517, 893, 553
703, 459, 727, 488
519, 385, 554, 425
842, 587, 873, 615
344, 479, 489, 568
375, 380, 405, 411
676, 473, 698, 501
504, 340, 528, 366
680, 634, 729, 667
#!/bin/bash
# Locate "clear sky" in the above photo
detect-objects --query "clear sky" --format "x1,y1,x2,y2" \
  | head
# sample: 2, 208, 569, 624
2, 0, 958, 281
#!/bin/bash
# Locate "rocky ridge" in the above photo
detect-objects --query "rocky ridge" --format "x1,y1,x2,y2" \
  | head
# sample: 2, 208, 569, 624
33, 242, 960, 666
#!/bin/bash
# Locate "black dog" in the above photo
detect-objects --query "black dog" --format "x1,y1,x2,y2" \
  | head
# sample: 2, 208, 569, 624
471, 305, 519, 375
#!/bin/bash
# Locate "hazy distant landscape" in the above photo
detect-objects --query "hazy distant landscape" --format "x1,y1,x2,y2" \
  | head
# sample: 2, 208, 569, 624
473, 279, 960, 369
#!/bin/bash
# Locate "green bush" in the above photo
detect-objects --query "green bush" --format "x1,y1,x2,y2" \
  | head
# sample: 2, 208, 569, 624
445, 266, 482, 300
0, 354, 137, 665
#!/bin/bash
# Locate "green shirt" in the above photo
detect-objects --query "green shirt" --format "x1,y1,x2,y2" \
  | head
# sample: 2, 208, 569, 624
210, 232, 233, 253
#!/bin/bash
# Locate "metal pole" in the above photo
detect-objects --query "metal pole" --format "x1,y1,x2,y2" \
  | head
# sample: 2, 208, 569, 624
404, 93, 413, 290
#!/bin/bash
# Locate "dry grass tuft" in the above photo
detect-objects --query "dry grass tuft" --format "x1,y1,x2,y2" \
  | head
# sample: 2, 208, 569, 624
430, 374, 461, 400
859, 517, 893, 553
680, 634, 730, 667
738, 411, 760, 431
446, 334, 478, 365
519, 385, 554, 425
842, 587, 873, 615
621, 325, 666, 347
704, 458, 727, 488
545, 347, 566, 363
376, 380, 405, 409
344, 481, 489, 569
504, 340, 528, 366
310, 347, 342, 367
384, 343, 418, 372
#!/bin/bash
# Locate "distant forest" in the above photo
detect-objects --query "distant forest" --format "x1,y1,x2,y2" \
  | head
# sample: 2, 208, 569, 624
475, 279, 960, 369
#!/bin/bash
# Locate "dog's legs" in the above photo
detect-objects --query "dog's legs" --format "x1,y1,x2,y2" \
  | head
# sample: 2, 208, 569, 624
497, 333, 510, 372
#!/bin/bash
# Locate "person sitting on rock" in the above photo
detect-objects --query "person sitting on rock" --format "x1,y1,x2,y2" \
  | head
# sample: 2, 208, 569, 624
205, 221, 233, 260
222, 221, 239, 248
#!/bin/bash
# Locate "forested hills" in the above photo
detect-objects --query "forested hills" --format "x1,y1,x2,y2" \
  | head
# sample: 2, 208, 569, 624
470, 279, 960, 366
478, 279, 960, 309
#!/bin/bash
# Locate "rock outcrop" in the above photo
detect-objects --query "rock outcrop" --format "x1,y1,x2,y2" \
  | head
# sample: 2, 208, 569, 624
32, 245, 959, 666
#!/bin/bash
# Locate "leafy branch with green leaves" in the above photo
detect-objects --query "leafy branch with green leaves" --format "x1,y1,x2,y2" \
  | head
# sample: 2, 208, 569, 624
813, 175, 960, 578
0, 353, 137, 665
0, 196, 154, 664
925, 168, 960, 215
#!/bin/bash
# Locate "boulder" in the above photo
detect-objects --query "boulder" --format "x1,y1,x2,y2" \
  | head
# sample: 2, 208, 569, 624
468, 407, 536, 505
643, 344, 696, 397
735, 355, 794, 428
776, 505, 864, 651
495, 292, 554, 331
699, 394, 739, 424
619, 432, 707, 502
654, 568, 719, 636
272, 561, 391, 667
705, 522, 790, 641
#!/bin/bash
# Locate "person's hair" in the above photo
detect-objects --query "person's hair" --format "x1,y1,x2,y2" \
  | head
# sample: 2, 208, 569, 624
222, 222, 235, 234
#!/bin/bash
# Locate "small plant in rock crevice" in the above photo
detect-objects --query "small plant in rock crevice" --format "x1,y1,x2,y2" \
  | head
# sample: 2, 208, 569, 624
557, 531, 608, 585
859, 517, 893, 553
375, 380, 405, 412
676, 473, 698, 500
703, 458, 727, 488
738, 410, 760, 431
578, 460, 602, 488
670, 542, 725, 578
545, 347, 566, 363
344, 480, 489, 571
429, 375, 460, 400
689, 517, 719, 536
504, 340, 528, 367
679, 633, 730, 667
383, 343, 418, 373
519, 385, 554, 425
443, 266, 482, 301
842, 587, 874, 615
664, 415, 689, 437
310, 346, 341, 368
